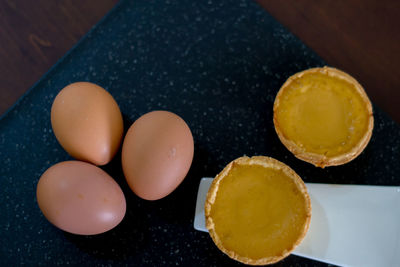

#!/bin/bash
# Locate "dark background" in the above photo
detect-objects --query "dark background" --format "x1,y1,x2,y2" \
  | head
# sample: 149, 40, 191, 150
0, 0, 399, 122
0, 0, 399, 266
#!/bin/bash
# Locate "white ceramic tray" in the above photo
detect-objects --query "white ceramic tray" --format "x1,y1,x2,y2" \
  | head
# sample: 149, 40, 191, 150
194, 177, 400, 267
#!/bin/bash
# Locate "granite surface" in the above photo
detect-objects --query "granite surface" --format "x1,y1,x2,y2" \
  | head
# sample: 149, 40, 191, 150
0, 0, 399, 266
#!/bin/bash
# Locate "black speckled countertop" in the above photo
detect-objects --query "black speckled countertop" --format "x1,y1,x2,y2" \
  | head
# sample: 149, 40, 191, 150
0, 0, 399, 266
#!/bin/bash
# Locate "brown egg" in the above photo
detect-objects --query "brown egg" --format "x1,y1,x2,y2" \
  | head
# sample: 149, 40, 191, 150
51, 82, 123, 165
36, 161, 126, 235
121, 110, 194, 200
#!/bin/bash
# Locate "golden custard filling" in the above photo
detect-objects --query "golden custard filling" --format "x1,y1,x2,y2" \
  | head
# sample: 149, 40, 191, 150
275, 71, 370, 157
207, 157, 310, 264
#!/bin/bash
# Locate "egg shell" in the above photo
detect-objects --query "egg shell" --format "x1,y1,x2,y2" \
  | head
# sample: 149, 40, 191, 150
36, 161, 126, 235
121, 110, 194, 200
51, 82, 124, 165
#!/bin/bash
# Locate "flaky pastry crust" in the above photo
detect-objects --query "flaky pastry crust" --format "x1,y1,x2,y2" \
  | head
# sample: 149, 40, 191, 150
273, 66, 374, 168
205, 156, 311, 265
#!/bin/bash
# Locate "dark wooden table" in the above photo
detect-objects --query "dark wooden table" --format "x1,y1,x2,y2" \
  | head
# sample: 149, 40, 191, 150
1, 0, 399, 123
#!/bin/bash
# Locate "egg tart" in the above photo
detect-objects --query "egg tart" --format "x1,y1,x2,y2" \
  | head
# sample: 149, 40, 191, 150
273, 67, 374, 168
205, 156, 311, 265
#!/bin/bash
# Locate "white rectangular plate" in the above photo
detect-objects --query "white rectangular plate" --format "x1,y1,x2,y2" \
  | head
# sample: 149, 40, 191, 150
194, 178, 400, 267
